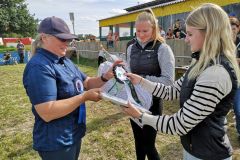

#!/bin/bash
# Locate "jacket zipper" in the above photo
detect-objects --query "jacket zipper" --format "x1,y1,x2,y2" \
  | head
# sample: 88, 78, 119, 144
190, 134, 193, 151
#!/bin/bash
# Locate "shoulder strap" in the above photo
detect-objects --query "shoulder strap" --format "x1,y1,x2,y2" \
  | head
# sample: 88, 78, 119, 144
236, 41, 240, 49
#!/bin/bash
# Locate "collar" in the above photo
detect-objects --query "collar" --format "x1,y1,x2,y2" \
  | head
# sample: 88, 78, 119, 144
136, 38, 153, 48
38, 48, 65, 64
191, 51, 200, 60
58, 57, 66, 65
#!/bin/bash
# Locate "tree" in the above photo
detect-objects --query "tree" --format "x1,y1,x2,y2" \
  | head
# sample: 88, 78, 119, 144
0, 0, 38, 38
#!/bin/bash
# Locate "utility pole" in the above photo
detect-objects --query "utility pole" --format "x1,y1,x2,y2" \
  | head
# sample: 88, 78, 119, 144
69, 12, 75, 35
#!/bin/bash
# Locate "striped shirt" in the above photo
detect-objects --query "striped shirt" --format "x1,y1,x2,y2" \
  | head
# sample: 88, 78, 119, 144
139, 65, 232, 136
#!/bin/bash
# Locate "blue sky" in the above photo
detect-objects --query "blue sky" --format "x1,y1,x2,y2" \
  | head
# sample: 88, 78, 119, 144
25, 0, 153, 37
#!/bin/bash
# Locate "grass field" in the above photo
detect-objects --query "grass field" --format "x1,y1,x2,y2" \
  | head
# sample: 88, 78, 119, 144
0, 58, 239, 160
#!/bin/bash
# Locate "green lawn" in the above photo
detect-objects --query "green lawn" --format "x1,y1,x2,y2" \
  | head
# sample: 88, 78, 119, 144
0, 58, 239, 160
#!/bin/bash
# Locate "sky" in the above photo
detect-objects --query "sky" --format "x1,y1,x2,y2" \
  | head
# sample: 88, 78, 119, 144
25, 0, 154, 37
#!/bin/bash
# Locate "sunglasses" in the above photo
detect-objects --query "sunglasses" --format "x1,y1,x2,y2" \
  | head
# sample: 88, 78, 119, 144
55, 37, 72, 43
48, 35, 72, 43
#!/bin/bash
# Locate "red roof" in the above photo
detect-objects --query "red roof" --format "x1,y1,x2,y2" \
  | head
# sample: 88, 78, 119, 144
2, 37, 32, 45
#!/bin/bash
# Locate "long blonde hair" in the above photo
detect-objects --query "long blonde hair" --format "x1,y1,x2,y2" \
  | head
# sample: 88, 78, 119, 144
186, 3, 240, 84
136, 8, 165, 47
31, 34, 43, 58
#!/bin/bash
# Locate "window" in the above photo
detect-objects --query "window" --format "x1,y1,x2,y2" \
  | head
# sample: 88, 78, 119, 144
119, 23, 131, 37
101, 27, 110, 38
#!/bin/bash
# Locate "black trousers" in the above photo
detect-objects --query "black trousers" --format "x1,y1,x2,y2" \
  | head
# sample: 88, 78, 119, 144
18, 52, 24, 63
130, 97, 162, 160
98, 56, 105, 66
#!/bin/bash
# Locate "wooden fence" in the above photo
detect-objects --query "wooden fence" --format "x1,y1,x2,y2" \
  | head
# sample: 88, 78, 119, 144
75, 39, 192, 67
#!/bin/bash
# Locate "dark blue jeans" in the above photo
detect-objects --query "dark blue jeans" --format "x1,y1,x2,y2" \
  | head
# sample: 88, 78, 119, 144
18, 52, 24, 63
234, 87, 240, 135
38, 140, 81, 160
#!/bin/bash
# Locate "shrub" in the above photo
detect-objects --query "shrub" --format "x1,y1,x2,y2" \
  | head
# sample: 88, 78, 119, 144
0, 46, 16, 53
0, 45, 31, 53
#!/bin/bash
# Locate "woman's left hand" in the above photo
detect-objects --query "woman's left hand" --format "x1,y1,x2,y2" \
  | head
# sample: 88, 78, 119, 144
103, 60, 124, 80
122, 101, 142, 119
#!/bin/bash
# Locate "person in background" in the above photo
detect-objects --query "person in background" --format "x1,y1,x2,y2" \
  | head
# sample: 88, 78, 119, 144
107, 30, 114, 48
230, 17, 240, 140
23, 16, 121, 160
159, 25, 166, 39
229, 12, 237, 19
230, 17, 240, 59
126, 8, 175, 160
3, 51, 11, 65
70, 39, 77, 48
166, 28, 175, 39
17, 40, 25, 63
124, 3, 240, 160
69, 39, 77, 57
173, 19, 181, 38
98, 44, 106, 66
175, 31, 182, 39
113, 32, 119, 48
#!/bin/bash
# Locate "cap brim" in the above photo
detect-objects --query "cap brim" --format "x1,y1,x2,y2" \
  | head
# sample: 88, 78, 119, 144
54, 33, 78, 40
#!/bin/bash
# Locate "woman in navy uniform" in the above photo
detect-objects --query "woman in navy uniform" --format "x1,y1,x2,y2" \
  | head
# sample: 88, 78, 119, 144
23, 16, 120, 160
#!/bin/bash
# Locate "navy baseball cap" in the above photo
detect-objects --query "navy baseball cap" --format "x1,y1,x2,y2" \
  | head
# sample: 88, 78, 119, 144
229, 12, 236, 17
38, 16, 77, 40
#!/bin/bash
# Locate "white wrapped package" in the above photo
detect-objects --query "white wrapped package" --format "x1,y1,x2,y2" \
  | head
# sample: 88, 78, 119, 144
98, 61, 152, 111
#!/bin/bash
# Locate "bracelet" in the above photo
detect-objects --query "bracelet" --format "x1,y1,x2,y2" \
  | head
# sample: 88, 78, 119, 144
101, 74, 108, 82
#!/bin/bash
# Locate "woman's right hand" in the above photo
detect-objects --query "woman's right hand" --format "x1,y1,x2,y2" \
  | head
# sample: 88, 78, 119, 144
82, 88, 101, 102
122, 101, 142, 119
125, 73, 143, 85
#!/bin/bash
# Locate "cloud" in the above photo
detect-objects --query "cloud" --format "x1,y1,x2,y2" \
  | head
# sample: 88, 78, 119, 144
138, 0, 153, 3
109, 9, 127, 15
26, 0, 155, 36
77, 16, 100, 22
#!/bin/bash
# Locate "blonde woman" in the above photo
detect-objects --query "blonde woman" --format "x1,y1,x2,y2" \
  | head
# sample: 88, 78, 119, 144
126, 8, 175, 160
124, 3, 240, 160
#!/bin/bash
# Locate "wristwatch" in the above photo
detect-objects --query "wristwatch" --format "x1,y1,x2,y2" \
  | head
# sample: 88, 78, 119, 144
101, 74, 108, 82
